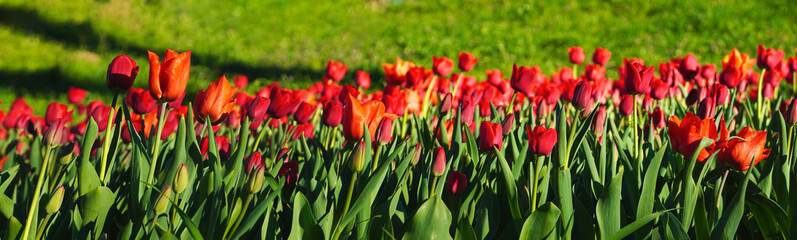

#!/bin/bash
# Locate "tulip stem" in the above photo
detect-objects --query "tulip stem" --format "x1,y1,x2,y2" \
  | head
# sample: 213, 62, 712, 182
756, 69, 766, 128
372, 144, 382, 173
716, 169, 730, 209
99, 93, 119, 183
572, 64, 578, 79
252, 122, 267, 153
34, 213, 53, 240
340, 174, 357, 219
147, 103, 169, 187
21, 147, 52, 240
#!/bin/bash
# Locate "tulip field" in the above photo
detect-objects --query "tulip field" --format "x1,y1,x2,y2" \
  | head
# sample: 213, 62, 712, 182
1, 44, 797, 240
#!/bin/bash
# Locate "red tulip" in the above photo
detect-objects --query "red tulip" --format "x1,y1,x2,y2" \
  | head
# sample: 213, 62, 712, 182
510, 64, 543, 97
245, 152, 263, 174
526, 125, 557, 156
106, 55, 139, 92
326, 60, 348, 83
90, 105, 113, 131
446, 171, 467, 195
439, 93, 453, 115
226, 109, 241, 128
650, 108, 666, 129
43, 118, 68, 147
568, 47, 585, 64
592, 106, 606, 135
193, 75, 238, 125
125, 88, 157, 115
624, 60, 655, 95
458, 52, 478, 72
572, 81, 594, 110
293, 102, 316, 124
667, 112, 719, 162
478, 121, 503, 152
502, 114, 514, 135
486, 69, 503, 86
697, 97, 715, 119
717, 127, 770, 171
433, 147, 446, 176
45, 102, 71, 125
374, 118, 393, 145
200, 135, 231, 160
278, 160, 299, 187
678, 53, 700, 80
585, 64, 606, 81
355, 70, 371, 90
322, 101, 343, 127
148, 49, 191, 102
291, 122, 314, 140
383, 58, 414, 86
592, 47, 611, 66
234, 75, 248, 88
246, 96, 271, 122
433, 56, 454, 77
267, 87, 301, 119
757, 45, 785, 70
719, 49, 754, 88
67, 87, 88, 105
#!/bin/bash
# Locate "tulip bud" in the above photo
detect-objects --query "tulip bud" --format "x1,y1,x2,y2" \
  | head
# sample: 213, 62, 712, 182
350, 141, 366, 172
293, 102, 316, 124
439, 93, 452, 115
697, 97, 716, 119
568, 47, 585, 64
106, 55, 139, 92
713, 85, 730, 106
527, 125, 558, 156
322, 101, 343, 127
592, 106, 606, 135
446, 171, 467, 195
572, 81, 594, 110
246, 167, 265, 194
458, 52, 478, 72
355, 71, 371, 90
411, 143, 422, 166
45, 102, 70, 125
45, 186, 65, 214
247, 96, 271, 122
433, 147, 446, 177
686, 88, 706, 107
174, 163, 189, 194
679, 53, 700, 80
486, 69, 503, 86
67, 87, 88, 105
433, 56, 454, 77
786, 99, 797, 125
326, 60, 348, 83
478, 121, 503, 152
234, 75, 248, 88
374, 118, 393, 145
592, 47, 611, 66
650, 108, 666, 129
501, 114, 514, 135
42, 118, 68, 147
154, 186, 173, 215
126, 88, 157, 115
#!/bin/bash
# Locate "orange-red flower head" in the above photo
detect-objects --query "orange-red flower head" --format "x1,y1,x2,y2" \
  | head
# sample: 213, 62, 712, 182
148, 49, 192, 102
717, 127, 770, 171
667, 112, 719, 162
342, 94, 398, 142
193, 75, 238, 125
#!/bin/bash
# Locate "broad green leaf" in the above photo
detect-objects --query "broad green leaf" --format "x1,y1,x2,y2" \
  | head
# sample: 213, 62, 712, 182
607, 210, 669, 240
637, 143, 667, 219
710, 157, 756, 240
79, 186, 114, 239
402, 196, 452, 240
494, 148, 522, 222
597, 168, 624, 238
519, 202, 561, 240
288, 192, 324, 239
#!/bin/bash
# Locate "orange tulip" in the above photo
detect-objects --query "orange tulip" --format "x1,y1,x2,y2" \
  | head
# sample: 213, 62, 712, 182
193, 75, 238, 125
342, 94, 398, 142
148, 49, 192, 102
667, 112, 719, 162
717, 127, 770, 171
383, 58, 415, 87
719, 48, 755, 88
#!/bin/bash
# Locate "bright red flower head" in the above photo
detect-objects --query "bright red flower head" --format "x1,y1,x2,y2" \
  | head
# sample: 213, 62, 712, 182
717, 127, 770, 171
355, 70, 371, 90
342, 94, 398, 142
246, 96, 271, 122
624, 60, 655, 95
510, 64, 544, 97
719, 48, 754, 88
383, 58, 414, 86
433, 56, 454, 77
126, 88, 157, 115
757, 45, 785, 70
526, 125, 557, 156
572, 81, 594, 110
293, 102, 316, 124
148, 49, 191, 102
678, 53, 700, 79
433, 147, 446, 176
458, 52, 478, 72
569, 47, 585, 64
234, 75, 249, 88
326, 60, 348, 82
67, 87, 88, 105
45, 102, 71, 125
486, 69, 504, 86
592, 47, 612, 66
667, 112, 719, 162
267, 87, 301, 119
322, 101, 343, 127
478, 121, 503, 152
106, 55, 139, 93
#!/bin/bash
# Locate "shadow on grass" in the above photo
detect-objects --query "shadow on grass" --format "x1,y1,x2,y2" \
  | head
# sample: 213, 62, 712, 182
0, 5, 387, 96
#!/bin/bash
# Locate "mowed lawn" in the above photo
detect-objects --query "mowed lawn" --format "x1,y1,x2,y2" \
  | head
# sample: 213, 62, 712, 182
0, 0, 795, 113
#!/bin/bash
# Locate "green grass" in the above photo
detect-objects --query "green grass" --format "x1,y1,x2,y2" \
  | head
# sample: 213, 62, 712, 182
1, 0, 795, 114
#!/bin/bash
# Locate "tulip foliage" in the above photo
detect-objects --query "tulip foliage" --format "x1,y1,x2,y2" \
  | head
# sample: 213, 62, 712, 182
1, 46, 797, 239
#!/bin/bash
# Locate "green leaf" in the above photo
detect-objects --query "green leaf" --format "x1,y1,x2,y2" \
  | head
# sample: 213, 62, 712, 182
288, 192, 324, 239
455, 216, 478, 240
597, 168, 624, 238
79, 186, 114, 239
519, 202, 561, 240
78, 119, 100, 196
637, 143, 667, 219
606, 210, 669, 240
680, 137, 715, 230
231, 189, 281, 239
710, 157, 756, 240
402, 196, 452, 240
494, 148, 522, 222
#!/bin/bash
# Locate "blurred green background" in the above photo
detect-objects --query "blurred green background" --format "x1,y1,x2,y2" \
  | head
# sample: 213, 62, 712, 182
1, 0, 796, 114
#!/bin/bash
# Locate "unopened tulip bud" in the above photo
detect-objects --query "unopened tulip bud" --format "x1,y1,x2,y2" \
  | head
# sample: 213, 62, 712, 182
246, 167, 265, 194
650, 108, 666, 129
174, 163, 189, 194
45, 186, 65, 214
322, 101, 343, 127
501, 114, 514, 135
786, 99, 797, 125
375, 119, 393, 145
411, 143, 422, 166
59, 152, 73, 165
106, 55, 139, 93
154, 186, 173, 215
246, 96, 271, 122
618, 95, 634, 117
697, 97, 716, 119
439, 93, 452, 115
350, 141, 366, 172
592, 106, 606, 135
568, 47, 586, 65
446, 171, 467, 195
572, 81, 594, 110
42, 118, 68, 147
433, 147, 446, 177
458, 52, 478, 72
